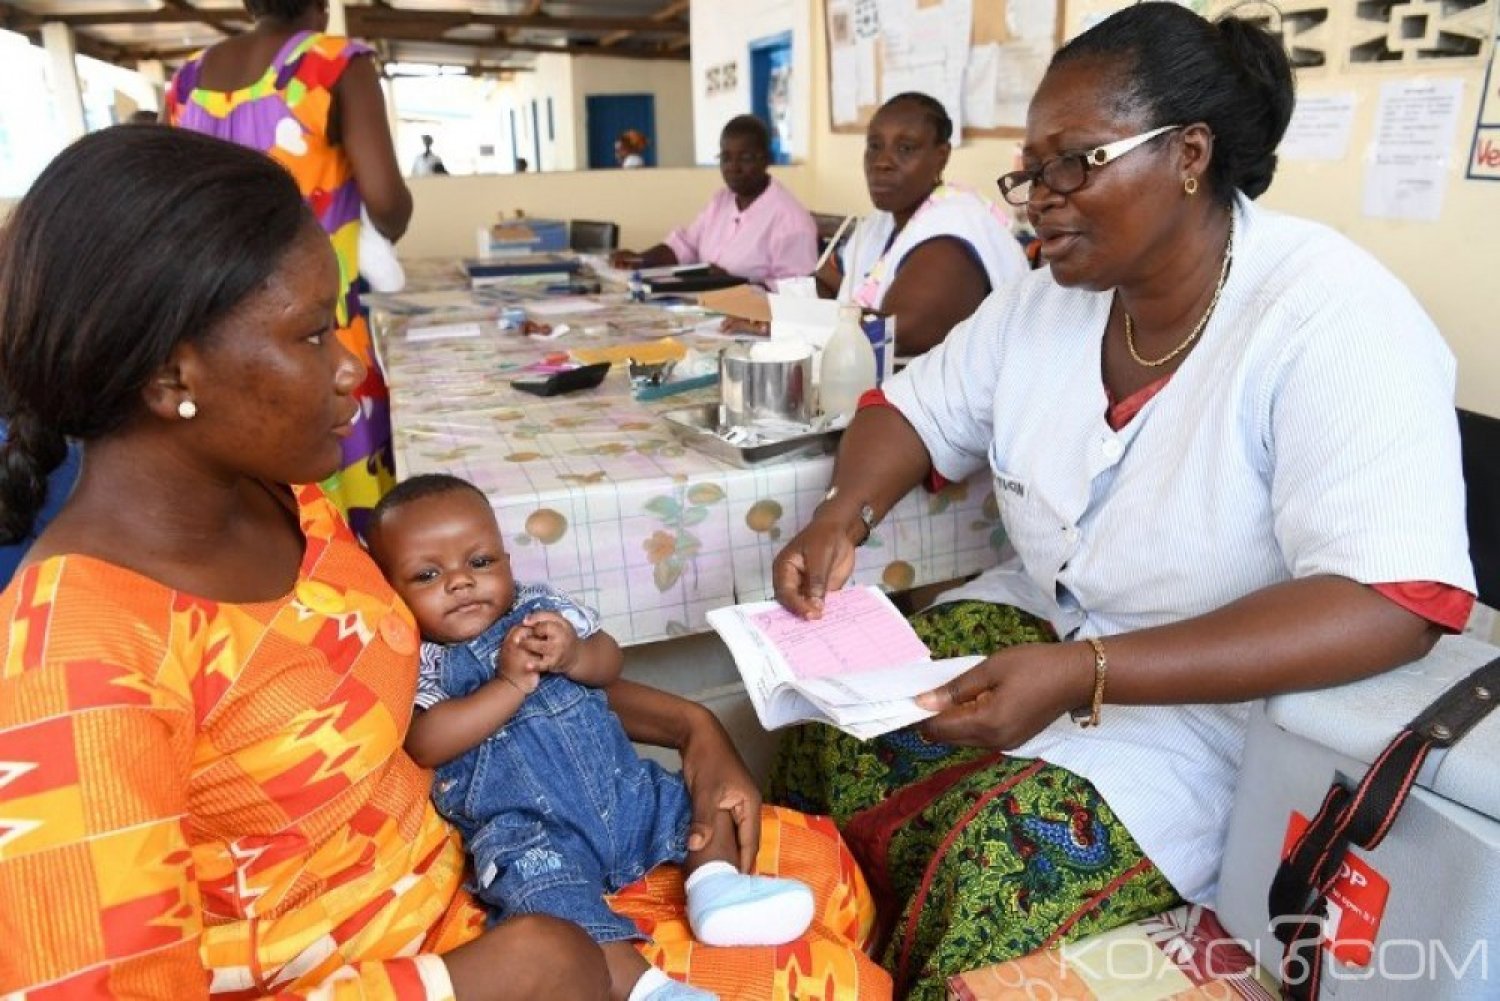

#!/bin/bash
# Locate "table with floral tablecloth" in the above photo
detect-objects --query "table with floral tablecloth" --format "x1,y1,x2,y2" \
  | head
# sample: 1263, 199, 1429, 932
377, 281, 1006, 646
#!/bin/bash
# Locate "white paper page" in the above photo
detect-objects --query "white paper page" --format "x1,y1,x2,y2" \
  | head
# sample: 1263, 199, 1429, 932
963, 43, 1000, 130
407, 321, 483, 342
1280, 92, 1357, 162
705, 603, 806, 729
876, 0, 914, 52
769, 294, 840, 351
856, 36, 879, 108
526, 297, 607, 317
776, 276, 819, 299
794, 655, 983, 710
832, 45, 860, 125
1362, 78, 1464, 222
993, 41, 1049, 130
1007, 0, 1056, 38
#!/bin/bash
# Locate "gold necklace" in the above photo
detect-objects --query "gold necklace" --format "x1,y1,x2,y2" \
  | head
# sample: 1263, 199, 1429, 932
1124, 213, 1235, 368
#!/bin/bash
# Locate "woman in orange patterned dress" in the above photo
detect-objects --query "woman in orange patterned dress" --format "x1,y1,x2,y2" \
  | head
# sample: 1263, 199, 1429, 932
0, 127, 888, 1001
167, 0, 412, 535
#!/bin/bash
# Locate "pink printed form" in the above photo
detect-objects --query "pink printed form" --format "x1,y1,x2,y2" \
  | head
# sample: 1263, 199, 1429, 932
749, 587, 933, 679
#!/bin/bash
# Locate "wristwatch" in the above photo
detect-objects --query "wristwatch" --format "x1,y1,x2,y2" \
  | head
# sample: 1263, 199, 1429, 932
822, 485, 878, 545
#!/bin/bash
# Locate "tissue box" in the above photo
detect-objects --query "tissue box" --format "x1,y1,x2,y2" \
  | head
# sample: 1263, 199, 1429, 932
475, 218, 568, 257
1215, 634, 1500, 1000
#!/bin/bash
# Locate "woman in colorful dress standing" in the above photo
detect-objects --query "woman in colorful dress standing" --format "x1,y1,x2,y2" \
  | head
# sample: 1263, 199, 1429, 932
167, 0, 411, 534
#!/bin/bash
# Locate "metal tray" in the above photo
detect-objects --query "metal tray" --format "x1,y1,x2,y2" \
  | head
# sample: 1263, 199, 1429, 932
659, 404, 842, 468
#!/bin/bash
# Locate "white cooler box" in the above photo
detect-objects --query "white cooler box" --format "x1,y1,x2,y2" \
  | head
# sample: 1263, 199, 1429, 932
1216, 634, 1500, 999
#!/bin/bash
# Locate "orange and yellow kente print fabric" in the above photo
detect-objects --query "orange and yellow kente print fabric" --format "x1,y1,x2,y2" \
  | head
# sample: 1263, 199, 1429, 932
0, 485, 889, 999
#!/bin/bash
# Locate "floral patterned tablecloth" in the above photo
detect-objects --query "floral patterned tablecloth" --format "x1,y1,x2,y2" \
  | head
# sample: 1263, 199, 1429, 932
378, 285, 1005, 646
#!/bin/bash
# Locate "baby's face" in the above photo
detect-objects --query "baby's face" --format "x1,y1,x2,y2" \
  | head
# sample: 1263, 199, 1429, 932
371, 490, 516, 644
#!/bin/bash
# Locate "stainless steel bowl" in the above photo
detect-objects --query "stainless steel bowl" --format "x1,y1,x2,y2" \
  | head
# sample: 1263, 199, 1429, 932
718, 340, 813, 428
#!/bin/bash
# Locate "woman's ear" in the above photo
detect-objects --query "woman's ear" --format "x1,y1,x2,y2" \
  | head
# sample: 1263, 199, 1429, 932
1178, 122, 1215, 188
934, 142, 953, 182
142, 343, 200, 422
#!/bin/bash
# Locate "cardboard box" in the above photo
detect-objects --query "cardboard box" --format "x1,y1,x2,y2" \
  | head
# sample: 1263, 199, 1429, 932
474, 218, 569, 257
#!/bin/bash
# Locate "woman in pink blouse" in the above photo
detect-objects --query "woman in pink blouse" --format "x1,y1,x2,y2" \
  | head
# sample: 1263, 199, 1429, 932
612, 115, 817, 288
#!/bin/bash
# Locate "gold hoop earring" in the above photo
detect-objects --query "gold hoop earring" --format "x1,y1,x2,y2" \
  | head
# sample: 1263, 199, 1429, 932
1183, 177, 1199, 196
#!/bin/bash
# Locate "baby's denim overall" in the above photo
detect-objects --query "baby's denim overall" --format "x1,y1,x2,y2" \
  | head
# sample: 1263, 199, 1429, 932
429, 609, 691, 942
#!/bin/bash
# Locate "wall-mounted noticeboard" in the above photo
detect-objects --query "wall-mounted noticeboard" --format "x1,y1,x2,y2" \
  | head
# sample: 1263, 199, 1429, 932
824, 0, 1066, 139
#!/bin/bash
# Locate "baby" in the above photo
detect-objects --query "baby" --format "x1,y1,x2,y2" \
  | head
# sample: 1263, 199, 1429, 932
367, 474, 813, 1001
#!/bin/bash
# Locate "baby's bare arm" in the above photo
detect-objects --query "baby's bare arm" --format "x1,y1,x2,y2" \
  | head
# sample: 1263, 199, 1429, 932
405, 628, 539, 768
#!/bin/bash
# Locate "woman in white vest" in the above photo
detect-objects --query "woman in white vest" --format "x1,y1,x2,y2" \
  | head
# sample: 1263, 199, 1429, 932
815, 92, 1028, 355
769, 6, 1475, 999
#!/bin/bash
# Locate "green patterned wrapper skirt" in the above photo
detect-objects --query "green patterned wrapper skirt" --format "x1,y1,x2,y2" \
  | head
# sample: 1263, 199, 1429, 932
768, 601, 1180, 1000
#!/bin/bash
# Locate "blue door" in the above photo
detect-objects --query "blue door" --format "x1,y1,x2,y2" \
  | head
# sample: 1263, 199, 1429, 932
585, 94, 656, 168
750, 32, 794, 164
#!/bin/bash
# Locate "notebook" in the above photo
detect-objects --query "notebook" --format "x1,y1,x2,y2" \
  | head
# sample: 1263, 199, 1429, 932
705, 586, 980, 739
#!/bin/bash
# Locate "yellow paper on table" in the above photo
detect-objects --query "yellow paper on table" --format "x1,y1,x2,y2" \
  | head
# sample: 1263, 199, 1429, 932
572, 337, 687, 367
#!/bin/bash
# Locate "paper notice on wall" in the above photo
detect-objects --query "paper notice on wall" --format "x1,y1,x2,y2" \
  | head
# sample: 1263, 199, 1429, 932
878, 0, 969, 141
1279, 92, 1357, 162
854, 0, 881, 39
1467, 38, 1500, 180
832, 44, 860, 125
876, 0, 913, 52
856, 36, 879, 107
963, 43, 1000, 129
828, 0, 860, 124
1362, 79, 1464, 222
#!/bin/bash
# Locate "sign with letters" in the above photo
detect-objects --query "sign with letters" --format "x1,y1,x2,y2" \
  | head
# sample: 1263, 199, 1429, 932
1468, 33, 1500, 180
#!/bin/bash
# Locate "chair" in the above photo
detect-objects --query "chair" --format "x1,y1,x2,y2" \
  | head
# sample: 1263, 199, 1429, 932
1458, 407, 1500, 608
568, 220, 619, 254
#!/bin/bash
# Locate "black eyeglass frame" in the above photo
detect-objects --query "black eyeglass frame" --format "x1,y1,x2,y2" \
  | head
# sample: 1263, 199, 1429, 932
996, 124, 1183, 206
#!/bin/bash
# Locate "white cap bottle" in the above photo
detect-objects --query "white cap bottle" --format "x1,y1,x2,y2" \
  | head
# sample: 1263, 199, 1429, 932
819, 304, 878, 419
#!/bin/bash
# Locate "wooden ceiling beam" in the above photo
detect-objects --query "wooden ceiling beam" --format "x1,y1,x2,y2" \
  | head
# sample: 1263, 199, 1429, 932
367, 30, 689, 61
6, 7, 684, 35
348, 9, 686, 37
599, 0, 688, 48
7, 8, 247, 29
162, 0, 234, 38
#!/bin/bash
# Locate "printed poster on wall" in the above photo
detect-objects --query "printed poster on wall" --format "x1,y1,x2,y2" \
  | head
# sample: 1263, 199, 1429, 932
1361, 78, 1464, 221
1468, 35, 1500, 180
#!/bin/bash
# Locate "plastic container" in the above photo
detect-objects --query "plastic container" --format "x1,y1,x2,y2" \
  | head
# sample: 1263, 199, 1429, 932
819, 304, 878, 418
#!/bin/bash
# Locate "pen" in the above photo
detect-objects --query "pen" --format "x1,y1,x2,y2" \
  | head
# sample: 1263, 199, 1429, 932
813, 215, 856, 274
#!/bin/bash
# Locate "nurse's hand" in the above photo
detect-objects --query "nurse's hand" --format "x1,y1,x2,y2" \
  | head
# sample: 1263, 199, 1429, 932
772, 516, 859, 619
914, 641, 1097, 749
679, 710, 762, 872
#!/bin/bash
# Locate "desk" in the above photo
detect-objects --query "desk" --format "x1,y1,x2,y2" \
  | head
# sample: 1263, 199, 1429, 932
377, 274, 1005, 646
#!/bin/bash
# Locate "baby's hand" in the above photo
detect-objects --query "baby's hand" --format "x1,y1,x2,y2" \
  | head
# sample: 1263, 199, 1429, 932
522, 611, 579, 673
496, 625, 543, 694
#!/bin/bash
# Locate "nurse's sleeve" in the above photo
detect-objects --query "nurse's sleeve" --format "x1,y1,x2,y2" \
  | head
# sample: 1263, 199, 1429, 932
881, 288, 1010, 483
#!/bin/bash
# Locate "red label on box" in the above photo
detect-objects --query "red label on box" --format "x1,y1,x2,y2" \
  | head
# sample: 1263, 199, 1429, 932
1282, 811, 1391, 967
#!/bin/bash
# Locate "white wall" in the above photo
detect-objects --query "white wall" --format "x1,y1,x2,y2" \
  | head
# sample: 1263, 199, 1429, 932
571, 56, 694, 168
690, 0, 812, 164
801, 0, 1500, 418
401, 163, 814, 258
497, 53, 579, 172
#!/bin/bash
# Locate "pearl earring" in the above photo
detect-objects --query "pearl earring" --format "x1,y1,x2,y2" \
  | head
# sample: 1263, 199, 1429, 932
177, 399, 198, 420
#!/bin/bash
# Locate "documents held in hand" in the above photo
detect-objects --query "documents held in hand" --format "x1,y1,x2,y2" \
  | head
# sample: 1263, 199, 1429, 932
706, 586, 981, 739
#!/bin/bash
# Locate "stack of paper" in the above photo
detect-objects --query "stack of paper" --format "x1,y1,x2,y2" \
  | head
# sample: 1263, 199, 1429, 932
706, 586, 980, 739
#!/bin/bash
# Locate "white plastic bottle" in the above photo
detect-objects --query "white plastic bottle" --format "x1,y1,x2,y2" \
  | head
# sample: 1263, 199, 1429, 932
819, 304, 878, 419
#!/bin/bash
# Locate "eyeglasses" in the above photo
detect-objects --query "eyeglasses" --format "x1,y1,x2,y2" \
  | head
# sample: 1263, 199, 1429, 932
996, 124, 1182, 206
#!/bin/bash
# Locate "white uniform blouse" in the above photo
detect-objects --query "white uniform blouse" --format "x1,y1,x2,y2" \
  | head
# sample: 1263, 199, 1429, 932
882, 194, 1474, 904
